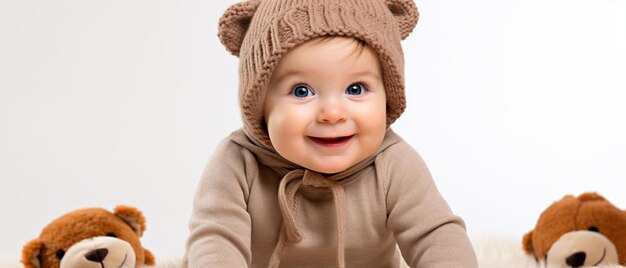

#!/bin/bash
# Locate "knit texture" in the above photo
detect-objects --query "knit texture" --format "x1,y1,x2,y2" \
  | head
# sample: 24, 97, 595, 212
218, 0, 419, 148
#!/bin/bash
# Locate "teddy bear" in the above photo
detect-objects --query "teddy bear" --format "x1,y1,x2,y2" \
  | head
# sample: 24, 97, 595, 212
22, 205, 155, 268
523, 192, 626, 268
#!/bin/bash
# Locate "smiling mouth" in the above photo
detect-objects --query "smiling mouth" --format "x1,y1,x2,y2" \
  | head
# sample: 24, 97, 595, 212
308, 135, 354, 146
118, 254, 128, 268
592, 248, 607, 266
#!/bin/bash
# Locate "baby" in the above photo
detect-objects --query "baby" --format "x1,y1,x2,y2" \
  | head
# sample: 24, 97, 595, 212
185, 0, 478, 267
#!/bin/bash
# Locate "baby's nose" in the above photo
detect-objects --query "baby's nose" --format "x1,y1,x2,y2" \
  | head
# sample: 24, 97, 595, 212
316, 99, 347, 124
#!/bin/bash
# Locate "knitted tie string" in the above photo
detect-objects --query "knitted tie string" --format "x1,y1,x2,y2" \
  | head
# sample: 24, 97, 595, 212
268, 169, 346, 268
277, 169, 305, 242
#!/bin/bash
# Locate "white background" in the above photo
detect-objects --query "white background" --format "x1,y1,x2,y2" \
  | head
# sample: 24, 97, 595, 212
1, 0, 625, 262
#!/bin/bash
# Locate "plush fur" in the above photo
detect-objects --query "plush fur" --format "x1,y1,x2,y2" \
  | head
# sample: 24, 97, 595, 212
524, 192, 626, 267
22, 205, 155, 268
472, 234, 626, 268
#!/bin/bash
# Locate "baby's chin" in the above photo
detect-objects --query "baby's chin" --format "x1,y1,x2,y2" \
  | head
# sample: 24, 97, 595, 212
309, 166, 349, 175
302, 157, 362, 175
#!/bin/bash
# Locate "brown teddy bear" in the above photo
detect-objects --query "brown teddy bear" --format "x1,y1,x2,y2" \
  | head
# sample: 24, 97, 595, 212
523, 192, 626, 267
22, 205, 155, 268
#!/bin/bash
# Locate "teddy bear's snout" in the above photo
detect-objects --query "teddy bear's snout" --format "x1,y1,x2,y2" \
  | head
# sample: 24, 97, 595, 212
60, 236, 137, 268
565, 251, 586, 267
546, 230, 619, 268
85, 248, 109, 263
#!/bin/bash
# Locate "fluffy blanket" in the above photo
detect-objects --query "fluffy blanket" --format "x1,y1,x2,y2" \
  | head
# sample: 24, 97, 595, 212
3, 235, 624, 267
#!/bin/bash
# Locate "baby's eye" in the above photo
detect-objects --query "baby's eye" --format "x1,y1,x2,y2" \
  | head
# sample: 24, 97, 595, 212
291, 85, 314, 98
345, 83, 366, 95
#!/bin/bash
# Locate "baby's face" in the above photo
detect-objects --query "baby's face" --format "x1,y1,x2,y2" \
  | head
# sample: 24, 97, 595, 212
264, 37, 387, 174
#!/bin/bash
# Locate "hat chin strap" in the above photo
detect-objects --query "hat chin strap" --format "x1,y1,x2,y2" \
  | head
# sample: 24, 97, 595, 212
269, 169, 346, 268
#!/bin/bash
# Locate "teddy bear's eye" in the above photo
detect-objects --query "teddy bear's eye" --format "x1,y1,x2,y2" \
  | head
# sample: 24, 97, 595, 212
106, 232, 117, 238
588, 226, 599, 232
56, 249, 65, 260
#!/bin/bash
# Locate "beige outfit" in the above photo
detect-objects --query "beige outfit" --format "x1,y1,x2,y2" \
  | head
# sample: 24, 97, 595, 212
185, 129, 477, 267
188, 0, 478, 266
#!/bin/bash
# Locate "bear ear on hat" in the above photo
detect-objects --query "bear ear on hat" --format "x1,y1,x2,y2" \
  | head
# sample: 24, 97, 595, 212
385, 0, 419, 40
21, 239, 43, 268
114, 205, 147, 237
217, 0, 262, 57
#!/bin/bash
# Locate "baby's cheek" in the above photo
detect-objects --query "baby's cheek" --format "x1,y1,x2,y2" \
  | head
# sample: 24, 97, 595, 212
270, 110, 301, 135
360, 103, 386, 128
358, 105, 387, 148
266, 108, 306, 151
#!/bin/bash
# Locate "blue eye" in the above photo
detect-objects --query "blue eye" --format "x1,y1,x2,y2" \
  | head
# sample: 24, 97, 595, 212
292, 85, 314, 98
346, 83, 366, 95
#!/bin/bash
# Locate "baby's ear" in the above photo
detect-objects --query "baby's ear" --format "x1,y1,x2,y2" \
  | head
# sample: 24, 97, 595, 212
217, 0, 262, 57
385, 0, 419, 40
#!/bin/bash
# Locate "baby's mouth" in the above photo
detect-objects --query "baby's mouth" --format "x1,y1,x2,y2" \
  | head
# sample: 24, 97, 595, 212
308, 135, 354, 146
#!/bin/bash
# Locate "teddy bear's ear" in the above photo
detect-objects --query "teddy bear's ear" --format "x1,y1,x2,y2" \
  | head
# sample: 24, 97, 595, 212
385, 0, 419, 40
522, 230, 535, 255
21, 239, 43, 268
144, 248, 156, 266
114, 205, 146, 237
578, 192, 606, 202
217, 0, 262, 57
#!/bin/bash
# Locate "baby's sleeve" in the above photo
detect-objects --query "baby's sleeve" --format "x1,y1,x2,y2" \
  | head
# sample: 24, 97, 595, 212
380, 141, 478, 267
184, 138, 252, 267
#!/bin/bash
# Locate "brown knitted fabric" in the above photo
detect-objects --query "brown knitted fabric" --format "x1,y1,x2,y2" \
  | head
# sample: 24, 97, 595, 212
218, 0, 419, 148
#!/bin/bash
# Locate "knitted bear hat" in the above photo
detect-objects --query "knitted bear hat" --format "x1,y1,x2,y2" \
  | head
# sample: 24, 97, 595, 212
218, 0, 419, 148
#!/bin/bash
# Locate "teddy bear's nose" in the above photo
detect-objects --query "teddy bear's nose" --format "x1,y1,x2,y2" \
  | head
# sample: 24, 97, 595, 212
565, 251, 586, 267
85, 248, 109, 263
